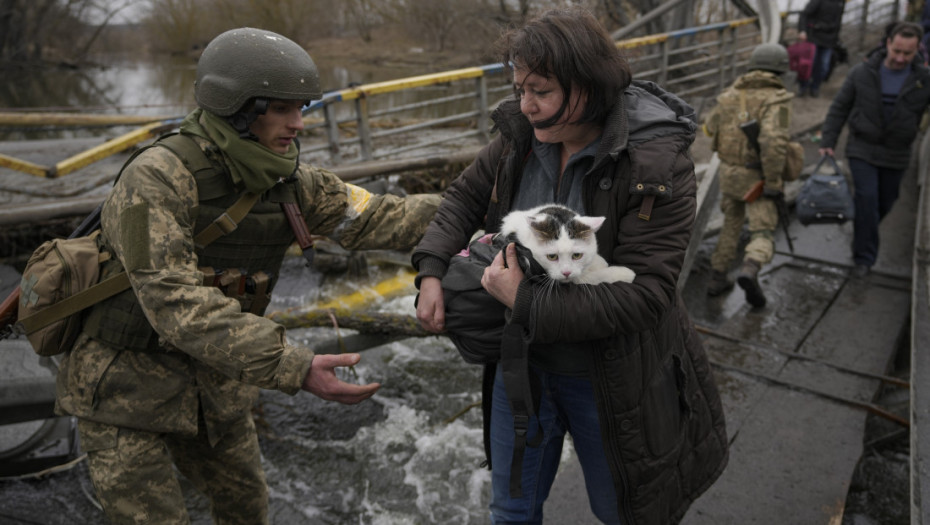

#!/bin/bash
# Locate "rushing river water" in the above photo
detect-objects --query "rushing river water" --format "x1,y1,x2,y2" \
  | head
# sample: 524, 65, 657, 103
0, 255, 525, 524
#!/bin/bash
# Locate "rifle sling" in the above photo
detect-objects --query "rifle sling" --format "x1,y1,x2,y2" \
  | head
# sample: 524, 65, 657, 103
17, 191, 260, 336
281, 201, 316, 266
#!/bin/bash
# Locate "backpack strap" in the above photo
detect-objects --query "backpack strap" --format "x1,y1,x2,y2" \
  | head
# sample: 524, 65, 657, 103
17, 271, 131, 337
500, 321, 544, 499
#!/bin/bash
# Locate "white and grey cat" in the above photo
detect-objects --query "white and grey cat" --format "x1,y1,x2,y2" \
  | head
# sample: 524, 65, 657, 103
500, 204, 635, 285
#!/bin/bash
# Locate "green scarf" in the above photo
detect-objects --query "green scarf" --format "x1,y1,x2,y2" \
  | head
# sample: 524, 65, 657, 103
178, 109, 299, 194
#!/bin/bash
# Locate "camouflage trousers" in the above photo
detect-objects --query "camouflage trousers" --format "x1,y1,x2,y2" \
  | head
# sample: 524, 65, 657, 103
710, 193, 778, 273
78, 412, 267, 525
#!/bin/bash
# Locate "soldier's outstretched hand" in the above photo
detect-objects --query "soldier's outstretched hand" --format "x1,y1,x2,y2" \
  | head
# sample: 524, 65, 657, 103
302, 353, 380, 404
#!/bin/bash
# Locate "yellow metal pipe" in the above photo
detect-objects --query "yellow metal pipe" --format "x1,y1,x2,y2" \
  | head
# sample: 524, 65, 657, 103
618, 34, 669, 49
337, 67, 486, 101
0, 152, 49, 177
311, 269, 416, 311
0, 112, 177, 127
54, 121, 172, 177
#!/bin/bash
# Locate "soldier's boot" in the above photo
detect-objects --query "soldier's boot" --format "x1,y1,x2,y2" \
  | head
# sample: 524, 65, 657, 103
736, 259, 767, 308
706, 270, 734, 296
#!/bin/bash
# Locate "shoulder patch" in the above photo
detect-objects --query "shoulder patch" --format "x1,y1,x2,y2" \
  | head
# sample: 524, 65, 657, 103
778, 105, 790, 128
120, 202, 151, 272
345, 183, 373, 217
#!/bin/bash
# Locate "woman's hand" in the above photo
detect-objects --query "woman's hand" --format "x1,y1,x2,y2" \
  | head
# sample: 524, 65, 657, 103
481, 243, 523, 309
416, 276, 446, 333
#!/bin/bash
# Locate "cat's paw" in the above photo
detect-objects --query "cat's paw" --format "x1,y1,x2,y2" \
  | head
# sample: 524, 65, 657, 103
575, 266, 636, 284
574, 265, 636, 284
601, 265, 636, 283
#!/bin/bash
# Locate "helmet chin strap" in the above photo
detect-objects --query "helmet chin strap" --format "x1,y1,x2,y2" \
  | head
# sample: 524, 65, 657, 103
227, 98, 269, 140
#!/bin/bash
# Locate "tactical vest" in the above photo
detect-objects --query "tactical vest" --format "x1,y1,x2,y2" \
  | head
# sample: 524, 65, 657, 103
83, 135, 301, 351
711, 87, 765, 167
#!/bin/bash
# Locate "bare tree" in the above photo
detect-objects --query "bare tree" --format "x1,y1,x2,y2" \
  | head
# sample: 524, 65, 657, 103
404, 0, 463, 52
0, 0, 62, 62
345, 0, 390, 43
143, 0, 209, 54
0, 0, 131, 65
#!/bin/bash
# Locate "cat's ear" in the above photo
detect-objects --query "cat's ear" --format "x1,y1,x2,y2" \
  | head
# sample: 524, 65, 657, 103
578, 216, 606, 233
525, 213, 544, 231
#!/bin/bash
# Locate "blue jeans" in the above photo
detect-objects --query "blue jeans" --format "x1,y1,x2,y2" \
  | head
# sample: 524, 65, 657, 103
849, 158, 905, 267
810, 45, 833, 93
489, 365, 621, 524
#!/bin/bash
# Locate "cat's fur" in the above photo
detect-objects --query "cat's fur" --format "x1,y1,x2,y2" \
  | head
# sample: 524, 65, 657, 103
500, 204, 635, 285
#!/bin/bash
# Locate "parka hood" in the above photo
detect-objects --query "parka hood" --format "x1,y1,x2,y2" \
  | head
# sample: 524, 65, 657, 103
623, 80, 697, 145
490, 79, 697, 172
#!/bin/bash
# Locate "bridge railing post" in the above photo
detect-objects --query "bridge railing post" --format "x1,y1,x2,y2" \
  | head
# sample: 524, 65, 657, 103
716, 28, 727, 94
354, 97, 373, 162
477, 76, 491, 144
659, 39, 670, 86
323, 103, 341, 165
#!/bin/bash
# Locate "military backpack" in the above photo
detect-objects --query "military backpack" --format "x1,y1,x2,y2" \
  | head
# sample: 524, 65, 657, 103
15, 134, 262, 356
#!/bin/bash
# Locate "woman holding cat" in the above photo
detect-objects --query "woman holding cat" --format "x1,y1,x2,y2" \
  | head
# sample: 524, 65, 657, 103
412, 7, 728, 524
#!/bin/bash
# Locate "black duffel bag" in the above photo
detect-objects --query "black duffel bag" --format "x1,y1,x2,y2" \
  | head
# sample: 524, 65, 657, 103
796, 155, 855, 225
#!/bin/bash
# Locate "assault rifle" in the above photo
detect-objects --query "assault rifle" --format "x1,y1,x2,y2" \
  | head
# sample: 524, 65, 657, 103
0, 204, 103, 341
739, 119, 795, 253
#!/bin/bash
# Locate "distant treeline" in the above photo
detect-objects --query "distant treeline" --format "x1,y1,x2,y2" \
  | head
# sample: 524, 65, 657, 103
4, 0, 924, 68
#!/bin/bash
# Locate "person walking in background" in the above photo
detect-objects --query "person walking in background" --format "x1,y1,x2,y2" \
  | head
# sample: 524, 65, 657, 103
788, 31, 817, 97
413, 7, 728, 524
799, 0, 847, 97
921, 0, 930, 56
820, 21, 930, 278
55, 27, 440, 524
703, 43, 793, 308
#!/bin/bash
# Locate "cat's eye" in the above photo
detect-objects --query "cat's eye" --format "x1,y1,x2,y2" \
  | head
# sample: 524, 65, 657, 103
572, 253, 583, 260
546, 254, 558, 261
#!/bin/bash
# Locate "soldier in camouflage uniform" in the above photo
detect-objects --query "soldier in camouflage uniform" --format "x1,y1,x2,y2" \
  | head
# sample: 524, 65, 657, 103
703, 43, 793, 308
55, 28, 440, 524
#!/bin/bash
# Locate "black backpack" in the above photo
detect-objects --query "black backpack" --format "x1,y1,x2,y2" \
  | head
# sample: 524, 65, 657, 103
437, 232, 546, 498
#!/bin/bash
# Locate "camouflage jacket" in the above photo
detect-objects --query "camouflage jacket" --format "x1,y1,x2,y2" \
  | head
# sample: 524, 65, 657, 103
56, 135, 439, 443
704, 70, 793, 198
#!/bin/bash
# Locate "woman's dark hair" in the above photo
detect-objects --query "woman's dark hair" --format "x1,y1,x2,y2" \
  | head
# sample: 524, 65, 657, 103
496, 6, 631, 129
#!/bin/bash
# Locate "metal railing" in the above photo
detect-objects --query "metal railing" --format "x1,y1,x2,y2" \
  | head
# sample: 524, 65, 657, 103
0, 1, 902, 178
299, 18, 763, 167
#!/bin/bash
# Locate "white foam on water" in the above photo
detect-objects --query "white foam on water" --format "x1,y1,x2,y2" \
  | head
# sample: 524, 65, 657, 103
401, 418, 489, 523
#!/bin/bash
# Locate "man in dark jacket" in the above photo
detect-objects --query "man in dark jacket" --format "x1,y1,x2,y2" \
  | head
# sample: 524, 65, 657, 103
820, 22, 930, 277
799, 0, 846, 96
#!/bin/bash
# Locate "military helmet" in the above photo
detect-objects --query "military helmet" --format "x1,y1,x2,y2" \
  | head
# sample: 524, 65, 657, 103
194, 28, 322, 116
748, 43, 790, 74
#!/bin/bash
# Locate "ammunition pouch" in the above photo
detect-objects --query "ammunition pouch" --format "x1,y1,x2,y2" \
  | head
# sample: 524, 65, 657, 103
83, 259, 275, 353
199, 267, 273, 315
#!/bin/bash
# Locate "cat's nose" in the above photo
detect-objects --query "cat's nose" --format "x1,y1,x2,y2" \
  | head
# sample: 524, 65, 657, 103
562, 270, 572, 277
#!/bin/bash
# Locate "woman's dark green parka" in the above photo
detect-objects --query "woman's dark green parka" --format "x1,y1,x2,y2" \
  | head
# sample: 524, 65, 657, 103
413, 80, 729, 525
